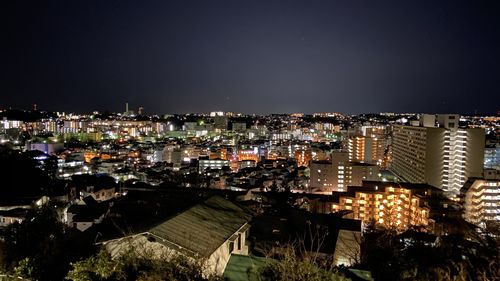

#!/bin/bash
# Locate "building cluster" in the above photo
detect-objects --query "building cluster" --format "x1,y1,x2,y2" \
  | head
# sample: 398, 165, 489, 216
0, 108, 499, 277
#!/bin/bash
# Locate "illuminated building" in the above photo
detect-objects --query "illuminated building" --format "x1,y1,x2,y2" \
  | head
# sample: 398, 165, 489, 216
232, 122, 247, 132
350, 163, 380, 187
84, 151, 99, 163
313, 122, 341, 133
239, 160, 256, 170
163, 146, 182, 166
484, 145, 500, 170
183, 121, 213, 137
347, 126, 387, 166
0, 120, 23, 130
310, 160, 338, 191
461, 169, 500, 227
382, 143, 392, 170
266, 149, 280, 160
312, 112, 345, 118
26, 142, 64, 155
63, 120, 89, 133
391, 114, 485, 195
181, 145, 205, 160
294, 149, 312, 167
310, 151, 379, 192
209, 147, 228, 160
330, 181, 435, 229
348, 136, 386, 166
46, 120, 60, 133
311, 146, 330, 161
237, 145, 260, 162
63, 132, 102, 143
199, 158, 229, 173
0, 209, 27, 227
213, 116, 228, 130
210, 111, 224, 117
331, 151, 351, 191
271, 133, 292, 141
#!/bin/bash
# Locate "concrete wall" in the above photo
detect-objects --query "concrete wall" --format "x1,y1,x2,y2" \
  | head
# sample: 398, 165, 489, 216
466, 128, 485, 179
425, 128, 445, 189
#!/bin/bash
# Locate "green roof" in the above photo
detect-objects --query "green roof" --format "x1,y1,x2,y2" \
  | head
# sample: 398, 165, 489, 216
347, 269, 374, 281
223, 254, 270, 281
149, 196, 252, 257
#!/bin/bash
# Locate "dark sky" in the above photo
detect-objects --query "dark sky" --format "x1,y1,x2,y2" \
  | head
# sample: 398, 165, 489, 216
1, 0, 499, 115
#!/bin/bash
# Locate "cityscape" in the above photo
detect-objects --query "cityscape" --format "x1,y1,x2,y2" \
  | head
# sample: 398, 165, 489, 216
1, 1, 500, 281
0, 107, 498, 280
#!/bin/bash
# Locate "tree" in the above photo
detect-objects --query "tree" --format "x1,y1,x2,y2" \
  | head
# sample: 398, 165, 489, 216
0, 147, 50, 197
66, 246, 222, 281
259, 242, 349, 281
1, 205, 96, 281
360, 223, 500, 281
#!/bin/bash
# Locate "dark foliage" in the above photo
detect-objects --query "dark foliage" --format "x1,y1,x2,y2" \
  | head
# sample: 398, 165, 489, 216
361, 224, 500, 281
0, 146, 51, 197
1, 205, 96, 281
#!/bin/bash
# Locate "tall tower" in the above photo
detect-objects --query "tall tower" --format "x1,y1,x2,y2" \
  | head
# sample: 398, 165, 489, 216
390, 114, 485, 196
125, 102, 129, 116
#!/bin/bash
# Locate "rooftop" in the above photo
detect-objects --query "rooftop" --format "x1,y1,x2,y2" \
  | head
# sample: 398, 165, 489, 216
149, 196, 252, 257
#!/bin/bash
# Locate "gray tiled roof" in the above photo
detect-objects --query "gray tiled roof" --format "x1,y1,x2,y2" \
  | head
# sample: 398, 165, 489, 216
149, 196, 252, 257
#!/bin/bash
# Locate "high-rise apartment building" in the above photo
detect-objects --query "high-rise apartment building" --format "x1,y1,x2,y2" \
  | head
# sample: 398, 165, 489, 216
461, 169, 500, 226
331, 151, 351, 191
391, 114, 485, 195
347, 126, 388, 166
348, 136, 386, 165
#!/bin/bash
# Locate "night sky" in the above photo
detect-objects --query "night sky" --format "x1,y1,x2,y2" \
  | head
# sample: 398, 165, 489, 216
2, 0, 499, 115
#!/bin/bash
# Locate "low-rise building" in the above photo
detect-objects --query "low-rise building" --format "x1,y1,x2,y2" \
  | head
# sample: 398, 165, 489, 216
104, 196, 252, 276
309, 152, 379, 192
0, 208, 28, 228
298, 181, 438, 230
199, 158, 229, 173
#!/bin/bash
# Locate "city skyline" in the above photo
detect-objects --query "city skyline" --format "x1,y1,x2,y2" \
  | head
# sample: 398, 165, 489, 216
2, 0, 499, 115
1, 104, 498, 117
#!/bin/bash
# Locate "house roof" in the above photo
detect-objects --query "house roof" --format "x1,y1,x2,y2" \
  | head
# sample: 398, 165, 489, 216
0, 196, 45, 208
148, 196, 252, 257
0, 208, 29, 218
223, 254, 270, 281
68, 203, 108, 222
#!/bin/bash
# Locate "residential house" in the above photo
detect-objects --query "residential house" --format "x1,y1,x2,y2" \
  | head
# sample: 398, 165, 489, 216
104, 196, 252, 276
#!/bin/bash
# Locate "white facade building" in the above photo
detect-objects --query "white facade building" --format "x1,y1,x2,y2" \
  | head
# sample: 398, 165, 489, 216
104, 196, 252, 276
461, 169, 500, 226
199, 159, 229, 173
391, 114, 485, 195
